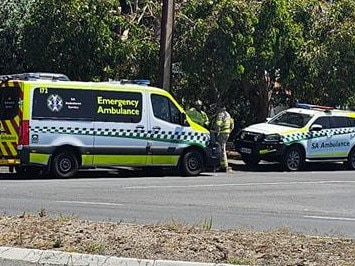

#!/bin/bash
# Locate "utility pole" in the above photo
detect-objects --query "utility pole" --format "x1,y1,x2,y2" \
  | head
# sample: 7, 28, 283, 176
158, 0, 175, 91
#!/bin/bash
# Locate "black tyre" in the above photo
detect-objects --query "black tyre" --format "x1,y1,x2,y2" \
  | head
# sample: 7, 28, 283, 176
283, 146, 304, 171
347, 148, 355, 170
241, 155, 260, 167
51, 151, 78, 178
181, 150, 204, 176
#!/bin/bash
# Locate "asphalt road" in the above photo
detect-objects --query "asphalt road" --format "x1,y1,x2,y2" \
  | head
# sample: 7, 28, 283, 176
1, 161, 355, 238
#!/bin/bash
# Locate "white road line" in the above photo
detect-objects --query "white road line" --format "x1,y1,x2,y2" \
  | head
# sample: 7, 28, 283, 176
57, 200, 123, 206
124, 180, 355, 189
304, 215, 355, 222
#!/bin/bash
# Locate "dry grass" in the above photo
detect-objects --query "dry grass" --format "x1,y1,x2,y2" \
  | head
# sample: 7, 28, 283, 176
1, 214, 355, 265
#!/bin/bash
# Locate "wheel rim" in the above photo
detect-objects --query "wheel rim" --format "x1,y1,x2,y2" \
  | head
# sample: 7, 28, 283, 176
58, 156, 73, 174
187, 154, 200, 171
287, 150, 301, 170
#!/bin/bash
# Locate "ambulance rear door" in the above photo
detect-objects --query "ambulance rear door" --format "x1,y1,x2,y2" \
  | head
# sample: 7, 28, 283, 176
0, 80, 21, 166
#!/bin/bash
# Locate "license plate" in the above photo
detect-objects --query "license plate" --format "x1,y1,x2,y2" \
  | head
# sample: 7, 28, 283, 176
240, 147, 252, 154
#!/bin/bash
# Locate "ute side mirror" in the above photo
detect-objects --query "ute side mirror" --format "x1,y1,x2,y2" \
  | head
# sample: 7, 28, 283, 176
310, 124, 323, 131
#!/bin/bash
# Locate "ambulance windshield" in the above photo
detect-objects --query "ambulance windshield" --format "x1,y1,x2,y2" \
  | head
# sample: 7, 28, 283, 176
268, 111, 312, 128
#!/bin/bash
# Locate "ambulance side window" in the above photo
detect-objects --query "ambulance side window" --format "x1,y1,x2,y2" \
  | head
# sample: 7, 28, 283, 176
151, 94, 180, 124
0, 87, 19, 120
312, 117, 330, 129
329, 116, 350, 128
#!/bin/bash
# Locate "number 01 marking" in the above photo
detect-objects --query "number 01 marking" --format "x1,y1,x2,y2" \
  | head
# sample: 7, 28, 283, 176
39, 88, 48, 94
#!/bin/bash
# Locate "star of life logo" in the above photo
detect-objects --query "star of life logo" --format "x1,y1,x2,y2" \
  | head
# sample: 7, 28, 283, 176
47, 94, 63, 112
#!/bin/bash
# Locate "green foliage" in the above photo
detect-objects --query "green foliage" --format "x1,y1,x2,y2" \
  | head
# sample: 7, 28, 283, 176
21, 0, 121, 80
1, 0, 355, 128
289, 0, 355, 107
53, 236, 63, 248
201, 217, 213, 230
1, 0, 160, 82
174, 0, 257, 123
0, 0, 35, 73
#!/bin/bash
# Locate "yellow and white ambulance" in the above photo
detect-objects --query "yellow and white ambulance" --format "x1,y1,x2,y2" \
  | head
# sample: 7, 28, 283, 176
0, 73, 220, 177
235, 103, 355, 171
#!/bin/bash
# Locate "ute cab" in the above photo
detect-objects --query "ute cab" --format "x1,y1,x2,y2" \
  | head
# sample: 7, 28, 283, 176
235, 103, 355, 171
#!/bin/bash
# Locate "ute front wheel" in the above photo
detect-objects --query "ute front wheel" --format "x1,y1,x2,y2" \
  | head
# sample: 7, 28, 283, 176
347, 148, 355, 170
51, 151, 78, 178
283, 146, 304, 171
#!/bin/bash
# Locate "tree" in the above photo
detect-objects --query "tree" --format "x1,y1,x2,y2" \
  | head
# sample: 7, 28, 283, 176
174, 0, 304, 125
0, 0, 34, 74
289, 0, 355, 108
17, 0, 160, 81
174, 0, 257, 127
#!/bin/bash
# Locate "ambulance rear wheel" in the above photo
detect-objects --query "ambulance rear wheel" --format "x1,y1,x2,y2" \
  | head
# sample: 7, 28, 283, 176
181, 150, 204, 176
347, 148, 355, 170
52, 151, 78, 178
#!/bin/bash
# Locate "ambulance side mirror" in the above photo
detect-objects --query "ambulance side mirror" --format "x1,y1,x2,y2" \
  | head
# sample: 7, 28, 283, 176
310, 124, 323, 131
180, 113, 189, 126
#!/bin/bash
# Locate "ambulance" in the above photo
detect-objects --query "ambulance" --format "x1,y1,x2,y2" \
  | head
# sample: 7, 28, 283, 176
235, 103, 355, 171
0, 73, 220, 177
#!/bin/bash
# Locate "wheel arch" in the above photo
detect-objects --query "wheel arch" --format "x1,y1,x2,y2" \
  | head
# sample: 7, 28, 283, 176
285, 143, 306, 158
178, 145, 206, 167
48, 145, 82, 168
347, 144, 355, 157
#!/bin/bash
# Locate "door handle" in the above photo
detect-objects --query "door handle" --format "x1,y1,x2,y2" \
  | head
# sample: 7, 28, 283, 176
136, 125, 144, 130
152, 126, 161, 131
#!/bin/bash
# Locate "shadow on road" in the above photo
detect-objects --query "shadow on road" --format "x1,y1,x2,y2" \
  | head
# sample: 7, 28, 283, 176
0, 161, 349, 180
0, 166, 216, 180
230, 161, 347, 172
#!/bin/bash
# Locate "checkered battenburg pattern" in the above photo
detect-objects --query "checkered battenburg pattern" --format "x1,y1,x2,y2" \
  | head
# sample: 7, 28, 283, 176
31, 126, 209, 146
282, 128, 355, 144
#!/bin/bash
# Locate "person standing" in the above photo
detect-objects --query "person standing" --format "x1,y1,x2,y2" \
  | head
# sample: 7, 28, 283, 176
214, 106, 234, 172
186, 100, 209, 128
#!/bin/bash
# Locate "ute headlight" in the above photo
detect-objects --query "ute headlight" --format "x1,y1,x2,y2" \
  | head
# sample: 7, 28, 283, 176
254, 135, 261, 141
239, 131, 246, 140
264, 133, 281, 142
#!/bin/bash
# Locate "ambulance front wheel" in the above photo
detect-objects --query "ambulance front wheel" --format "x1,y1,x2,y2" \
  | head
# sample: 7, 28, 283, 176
283, 146, 305, 171
51, 151, 78, 178
181, 150, 204, 176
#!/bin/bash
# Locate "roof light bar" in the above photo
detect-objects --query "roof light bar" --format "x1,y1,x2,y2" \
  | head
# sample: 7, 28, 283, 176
295, 103, 333, 111
120, 79, 150, 86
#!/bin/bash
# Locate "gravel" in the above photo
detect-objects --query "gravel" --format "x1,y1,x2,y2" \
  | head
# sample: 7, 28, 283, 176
1, 214, 355, 265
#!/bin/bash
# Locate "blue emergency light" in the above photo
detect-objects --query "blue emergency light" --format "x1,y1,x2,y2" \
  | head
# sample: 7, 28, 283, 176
295, 102, 333, 111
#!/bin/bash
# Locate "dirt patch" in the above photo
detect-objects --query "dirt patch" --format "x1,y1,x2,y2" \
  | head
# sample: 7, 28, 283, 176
1, 214, 354, 265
